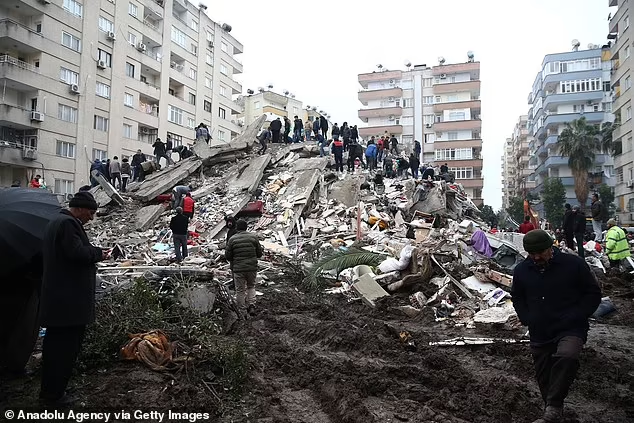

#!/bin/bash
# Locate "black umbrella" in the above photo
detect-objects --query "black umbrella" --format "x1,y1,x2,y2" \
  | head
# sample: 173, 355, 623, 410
0, 188, 62, 276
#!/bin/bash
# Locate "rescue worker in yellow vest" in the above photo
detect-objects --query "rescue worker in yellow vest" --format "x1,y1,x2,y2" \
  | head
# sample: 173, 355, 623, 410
605, 219, 631, 268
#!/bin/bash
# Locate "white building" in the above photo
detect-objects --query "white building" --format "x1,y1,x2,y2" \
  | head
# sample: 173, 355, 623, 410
0, 0, 244, 192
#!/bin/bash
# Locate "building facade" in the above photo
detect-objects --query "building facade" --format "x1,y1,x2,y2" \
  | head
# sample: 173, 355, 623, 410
0, 0, 243, 193
501, 137, 515, 210
357, 58, 483, 204
608, 0, 634, 224
526, 46, 615, 210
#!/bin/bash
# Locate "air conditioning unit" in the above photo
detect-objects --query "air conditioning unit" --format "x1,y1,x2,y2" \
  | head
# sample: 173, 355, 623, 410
176, 64, 184, 71
170, 61, 177, 68
97, 60, 107, 69
425, 123, 432, 128
627, 180, 634, 188
69, 84, 80, 94
208, 40, 214, 48
389, 79, 395, 84
31, 111, 44, 122
141, 127, 150, 133
440, 73, 447, 79
107, 31, 116, 41
22, 148, 37, 161
136, 42, 147, 52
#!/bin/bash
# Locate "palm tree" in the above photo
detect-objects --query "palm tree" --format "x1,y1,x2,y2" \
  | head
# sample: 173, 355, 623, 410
557, 117, 601, 208
600, 120, 618, 155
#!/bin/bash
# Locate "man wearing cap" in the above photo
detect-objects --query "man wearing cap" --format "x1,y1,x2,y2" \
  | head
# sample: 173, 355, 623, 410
39, 191, 109, 405
225, 220, 263, 317
512, 229, 601, 423
605, 218, 630, 268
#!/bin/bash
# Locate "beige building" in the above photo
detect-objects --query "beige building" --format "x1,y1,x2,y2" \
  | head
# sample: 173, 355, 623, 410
609, 0, 634, 223
0, 0, 243, 193
357, 57, 484, 204
501, 138, 515, 209
502, 115, 534, 209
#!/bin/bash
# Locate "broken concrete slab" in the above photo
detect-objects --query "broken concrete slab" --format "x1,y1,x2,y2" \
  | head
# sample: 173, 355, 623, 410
133, 157, 202, 202
291, 157, 329, 172
280, 167, 326, 239
227, 154, 271, 192
193, 115, 267, 165
92, 171, 125, 206
136, 204, 166, 231
329, 175, 364, 208
352, 274, 389, 307
178, 285, 216, 313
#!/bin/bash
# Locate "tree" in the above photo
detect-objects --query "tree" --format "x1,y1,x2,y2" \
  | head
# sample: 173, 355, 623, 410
600, 121, 618, 156
479, 204, 497, 227
557, 117, 602, 208
597, 183, 616, 217
541, 177, 566, 229
506, 197, 525, 224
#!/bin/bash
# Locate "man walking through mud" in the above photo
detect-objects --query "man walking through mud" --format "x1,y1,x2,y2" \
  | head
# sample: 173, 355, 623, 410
511, 229, 601, 423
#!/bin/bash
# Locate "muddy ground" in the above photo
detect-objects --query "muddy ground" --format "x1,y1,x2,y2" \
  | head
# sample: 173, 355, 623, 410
1, 272, 633, 423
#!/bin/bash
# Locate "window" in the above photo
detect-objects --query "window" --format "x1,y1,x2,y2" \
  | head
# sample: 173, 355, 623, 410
123, 123, 133, 138
603, 101, 613, 112
219, 85, 227, 97
62, 32, 81, 52
254, 101, 261, 109
191, 44, 198, 56
218, 107, 226, 119
168, 105, 184, 125
98, 16, 114, 33
36, 23, 42, 33
58, 104, 78, 123
627, 46, 631, 59
128, 2, 138, 17
171, 26, 186, 48
60, 67, 79, 85
448, 111, 466, 121
125, 62, 135, 78
435, 148, 473, 161
97, 49, 112, 67
617, 167, 624, 183
187, 117, 196, 129
56, 141, 75, 158
218, 130, 226, 141
628, 107, 632, 120
205, 54, 213, 66
189, 68, 197, 79
124, 93, 134, 107
220, 64, 227, 75
221, 42, 228, 52
559, 78, 602, 93
626, 15, 631, 29
190, 20, 198, 32
128, 33, 137, 46
168, 133, 183, 147
94, 115, 109, 131
435, 96, 442, 103
204, 100, 212, 112
205, 77, 212, 88
63, 0, 83, 17
448, 132, 459, 140
423, 115, 434, 125
604, 81, 611, 92
449, 167, 474, 179
93, 148, 107, 161
206, 31, 214, 42
403, 98, 413, 108
96, 82, 111, 98
423, 96, 433, 105
54, 179, 74, 195
188, 93, 196, 105
423, 78, 433, 87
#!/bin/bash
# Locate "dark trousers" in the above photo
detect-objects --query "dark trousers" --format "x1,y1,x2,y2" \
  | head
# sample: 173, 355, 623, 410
574, 232, 585, 258
609, 259, 621, 268
0, 286, 39, 373
284, 130, 291, 144
272, 130, 280, 143
334, 151, 344, 172
531, 336, 583, 408
174, 234, 188, 262
258, 139, 267, 154
564, 232, 574, 250
121, 176, 129, 192
40, 325, 86, 400
411, 166, 419, 179
110, 172, 121, 189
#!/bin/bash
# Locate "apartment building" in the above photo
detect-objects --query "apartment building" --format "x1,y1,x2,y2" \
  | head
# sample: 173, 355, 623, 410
501, 137, 515, 209
0, 0, 243, 193
608, 0, 634, 224
526, 45, 615, 210
357, 57, 483, 204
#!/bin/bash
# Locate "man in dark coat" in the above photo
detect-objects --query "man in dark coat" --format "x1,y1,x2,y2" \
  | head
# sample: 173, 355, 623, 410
562, 203, 574, 249
572, 205, 586, 258
131, 149, 146, 182
225, 220, 263, 317
590, 193, 605, 242
39, 191, 108, 404
283, 116, 292, 144
409, 153, 420, 179
293, 116, 303, 142
512, 229, 601, 423
320, 115, 328, 139
225, 215, 238, 242
269, 118, 282, 143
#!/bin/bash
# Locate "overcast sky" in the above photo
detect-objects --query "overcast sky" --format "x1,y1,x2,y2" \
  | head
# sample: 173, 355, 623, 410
203, 0, 612, 211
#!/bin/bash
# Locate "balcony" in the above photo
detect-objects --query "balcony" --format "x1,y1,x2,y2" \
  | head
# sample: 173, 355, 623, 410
358, 70, 403, 87
434, 119, 482, 132
0, 103, 41, 128
221, 73, 242, 95
545, 156, 569, 167
432, 62, 480, 76
433, 99, 481, 113
456, 178, 484, 188
219, 95, 242, 114
443, 159, 483, 168
0, 55, 46, 90
128, 77, 160, 101
542, 69, 601, 88
125, 100, 159, 128
433, 80, 480, 95
221, 50, 243, 74
358, 106, 403, 119
542, 91, 605, 111
358, 87, 403, 104
0, 142, 38, 167
544, 111, 604, 128
432, 139, 482, 149
0, 19, 45, 54
359, 124, 403, 137
217, 119, 243, 136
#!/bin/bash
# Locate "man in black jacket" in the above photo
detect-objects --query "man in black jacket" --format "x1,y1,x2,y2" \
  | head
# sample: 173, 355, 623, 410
590, 193, 605, 242
269, 118, 282, 143
512, 229, 601, 422
225, 220, 263, 316
131, 149, 146, 182
572, 205, 586, 258
39, 191, 108, 405
170, 207, 189, 263
331, 123, 340, 140
293, 116, 303, 142
320, 115, 328, 139
562, 203, 574, 250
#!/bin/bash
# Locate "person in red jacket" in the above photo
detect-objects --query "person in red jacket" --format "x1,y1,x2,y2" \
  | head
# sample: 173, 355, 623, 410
182, 193, 195, 219
29, 175, 41, 188
519, 216, 536, 234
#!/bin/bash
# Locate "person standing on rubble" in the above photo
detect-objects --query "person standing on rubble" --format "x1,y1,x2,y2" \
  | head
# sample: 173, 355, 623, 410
293, 116, 303, 142
331, 136, 344, 173
283, 116, 292, 144
572, 205, 586, 258
171, 185, 191, 209
131, 149, 146, 182
165, 135, 175, 166
304, 119, 312, 141
120, 158, 131, 192
519, 216, 535, 234
331, 123, 340, 140
605, 218, 630, 268
225, 215, 238, 241
109, 156, 121, 189
320, 115, 328, 139
562, 204, 574, 250
270, 117, 282, 143
257, 126, 271, 154
39, 191, 109, 405
511, 229, 601, 423
313, 116, 321, 138
316, 133, 327, 157
170, 207, 189, 264
383, 154, 394, 178
590, 193, 606, 242
225, 219, 263, 317
389, 135, 399, 155
182, 192, 195, 220
365, 141, 377, 171
195, 123, 211, 144
152, 138, 169, 169
377, 137, 385, 163
409, 152, 420, 179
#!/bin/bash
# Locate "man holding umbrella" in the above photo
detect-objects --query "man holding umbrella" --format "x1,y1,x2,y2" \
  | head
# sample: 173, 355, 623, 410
39, 191, 109, 405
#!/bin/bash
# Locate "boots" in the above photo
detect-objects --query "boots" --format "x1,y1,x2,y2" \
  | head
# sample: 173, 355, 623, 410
543, 406, 563, 422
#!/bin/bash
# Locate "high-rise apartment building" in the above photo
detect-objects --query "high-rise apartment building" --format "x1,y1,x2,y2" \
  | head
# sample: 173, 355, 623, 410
502, 115, 535, 210
526, 46, 615, 210
501, 137, 515, 209
0, 0, 243, 193
357, 57, 483, 204
608, 0, 634, 223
